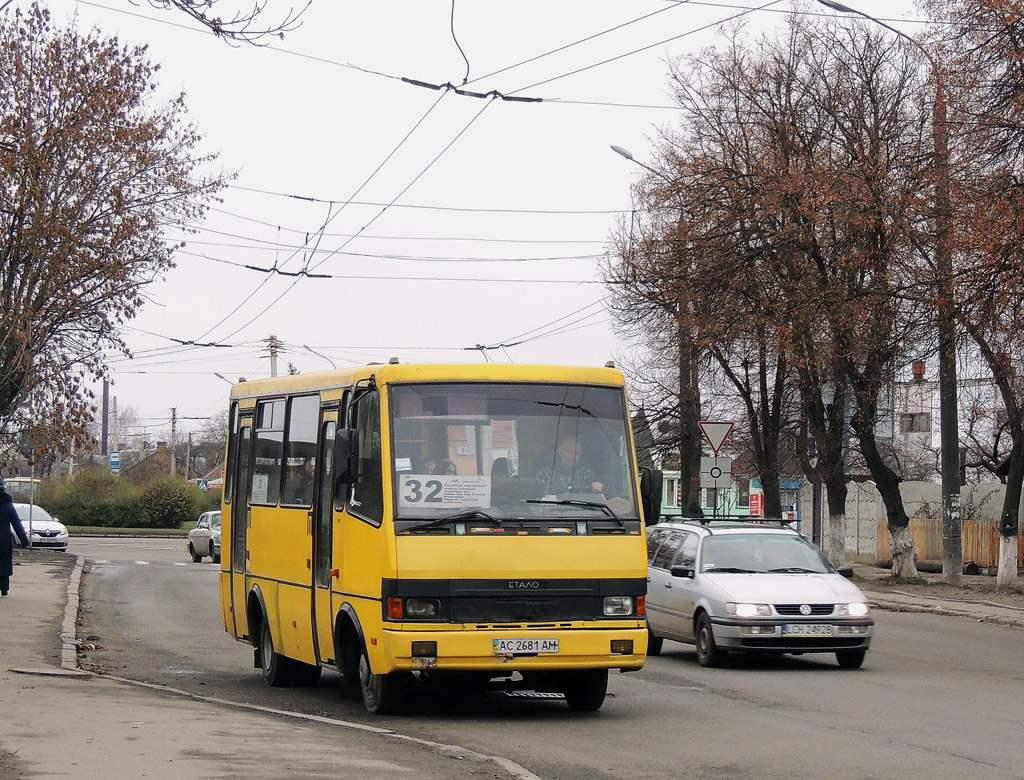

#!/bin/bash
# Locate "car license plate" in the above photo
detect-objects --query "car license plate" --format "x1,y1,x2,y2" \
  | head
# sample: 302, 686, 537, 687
492, 638, 559, 655
782, 623, 833, 637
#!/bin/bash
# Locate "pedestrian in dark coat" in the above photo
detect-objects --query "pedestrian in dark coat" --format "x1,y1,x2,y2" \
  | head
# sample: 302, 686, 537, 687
1, 479, 30, 596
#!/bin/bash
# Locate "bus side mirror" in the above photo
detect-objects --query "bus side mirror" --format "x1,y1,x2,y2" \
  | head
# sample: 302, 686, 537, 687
640, 468, 663, 527
335, 428, 356, 487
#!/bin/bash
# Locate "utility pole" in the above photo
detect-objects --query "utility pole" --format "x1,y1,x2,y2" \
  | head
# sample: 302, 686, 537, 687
268, 335, 279, 378
186, 432, 193, 480
101, 379, 109, 455
170, 407, 177, 478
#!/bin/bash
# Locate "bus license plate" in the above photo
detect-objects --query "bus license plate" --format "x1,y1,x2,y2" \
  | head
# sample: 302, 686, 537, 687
782, 623, 833, 637
493, 638, 559, 655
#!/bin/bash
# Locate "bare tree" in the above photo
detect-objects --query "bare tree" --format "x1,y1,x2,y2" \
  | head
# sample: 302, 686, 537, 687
1, 4, 224, 452
144, 1, 308, 44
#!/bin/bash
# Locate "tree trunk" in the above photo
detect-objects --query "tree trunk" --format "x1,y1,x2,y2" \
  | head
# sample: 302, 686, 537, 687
995, 439, 1022, 589
851, 390, 918, 578
822, 471, 848, 566
677, 327, 704, 517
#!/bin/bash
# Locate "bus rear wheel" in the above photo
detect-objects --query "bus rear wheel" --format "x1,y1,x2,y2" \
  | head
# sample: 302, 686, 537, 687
562, 668, 608, 712
358, 647, 406, 715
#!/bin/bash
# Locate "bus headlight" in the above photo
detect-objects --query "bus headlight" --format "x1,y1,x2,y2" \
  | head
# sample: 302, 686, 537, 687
603, 596, 633, 616
405, 598, 441, 619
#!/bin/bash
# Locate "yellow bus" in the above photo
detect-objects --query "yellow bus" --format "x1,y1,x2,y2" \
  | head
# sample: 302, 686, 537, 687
220, 361, 661, 714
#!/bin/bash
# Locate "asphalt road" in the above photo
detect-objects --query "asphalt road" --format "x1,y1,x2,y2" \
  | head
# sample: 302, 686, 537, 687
73, 537, 1023, 780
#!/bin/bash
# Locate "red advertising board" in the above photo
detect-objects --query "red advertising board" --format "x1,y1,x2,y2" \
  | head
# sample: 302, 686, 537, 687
749, 494, 763, 517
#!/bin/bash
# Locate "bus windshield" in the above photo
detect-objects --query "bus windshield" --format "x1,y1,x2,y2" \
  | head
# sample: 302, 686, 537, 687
390, 382, 640, 523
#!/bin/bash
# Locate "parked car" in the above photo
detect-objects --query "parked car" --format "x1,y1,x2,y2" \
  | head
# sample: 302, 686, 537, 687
12, 503, 69, 551
187, 511, 221, 563
646, 519, 874, 668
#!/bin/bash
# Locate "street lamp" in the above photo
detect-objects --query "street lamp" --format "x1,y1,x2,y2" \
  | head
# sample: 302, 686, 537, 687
610, 144, 669, 181
214, 372, 233, 385
302, 344, 337, 369
816, 0, 961, 584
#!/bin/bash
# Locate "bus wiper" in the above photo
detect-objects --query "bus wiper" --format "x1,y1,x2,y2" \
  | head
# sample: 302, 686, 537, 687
525, 499, 622, 525
407, 509, 502, 532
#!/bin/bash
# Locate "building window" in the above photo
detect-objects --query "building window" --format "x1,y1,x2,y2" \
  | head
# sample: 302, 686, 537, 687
737, 477, 750, 508
665, 478, 679, 508
900, 412, 932, 433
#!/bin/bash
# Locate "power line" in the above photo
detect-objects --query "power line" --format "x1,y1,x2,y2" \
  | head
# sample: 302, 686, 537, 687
509, 0, 784, 95
225, 184, 629, 215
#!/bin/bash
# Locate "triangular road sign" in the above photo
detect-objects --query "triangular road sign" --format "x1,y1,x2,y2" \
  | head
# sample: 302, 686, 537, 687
699, 421, 734, 454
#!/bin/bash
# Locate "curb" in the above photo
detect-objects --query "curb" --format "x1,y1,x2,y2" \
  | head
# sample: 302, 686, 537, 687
60, 555, 85, 670
58, 554, 544, 780
868, 597, 1024, 629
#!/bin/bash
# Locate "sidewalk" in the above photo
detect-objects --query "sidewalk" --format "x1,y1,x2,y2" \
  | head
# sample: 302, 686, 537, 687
0, 550, 533, 780
853, 564, 1024, 629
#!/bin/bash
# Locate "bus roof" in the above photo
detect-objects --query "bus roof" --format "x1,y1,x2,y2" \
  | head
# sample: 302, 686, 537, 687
223, 362, 626, 401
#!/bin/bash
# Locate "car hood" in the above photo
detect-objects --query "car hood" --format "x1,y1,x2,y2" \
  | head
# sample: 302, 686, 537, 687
698, 572, 867, 603
20, 517, 65, 533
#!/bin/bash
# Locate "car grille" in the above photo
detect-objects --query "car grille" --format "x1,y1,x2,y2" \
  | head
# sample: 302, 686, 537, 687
774, 603, 834, 616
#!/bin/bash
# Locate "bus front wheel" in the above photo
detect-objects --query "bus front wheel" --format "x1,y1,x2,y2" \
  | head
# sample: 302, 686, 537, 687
358, 647, 406, 715
562, 668, 608, 712
259, 620, 293, 687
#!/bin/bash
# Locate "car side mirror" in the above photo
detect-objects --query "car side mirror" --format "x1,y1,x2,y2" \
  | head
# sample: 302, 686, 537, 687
670, 564, 694, 579
640, 468, 663, 527
837, 566, 854, 579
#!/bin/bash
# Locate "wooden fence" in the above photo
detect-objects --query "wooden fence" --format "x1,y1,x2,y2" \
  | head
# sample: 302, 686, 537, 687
877, 518, 1024, 568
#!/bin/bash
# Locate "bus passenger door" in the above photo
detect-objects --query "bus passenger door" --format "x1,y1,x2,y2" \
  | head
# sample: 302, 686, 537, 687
312, 414, 337, 663
230, 423, 252, 638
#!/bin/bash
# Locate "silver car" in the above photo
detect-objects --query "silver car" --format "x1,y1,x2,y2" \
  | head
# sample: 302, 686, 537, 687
13, 503, 69, 551
646, 520, 874, 668
187, 511, 221, 563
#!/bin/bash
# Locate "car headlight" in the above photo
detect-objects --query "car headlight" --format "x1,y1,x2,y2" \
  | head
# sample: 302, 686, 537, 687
837, 602, 870, 617
727, 602, 771, 617
603, 596, 634, 616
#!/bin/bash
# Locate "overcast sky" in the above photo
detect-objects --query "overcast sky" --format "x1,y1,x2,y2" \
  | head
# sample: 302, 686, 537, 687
30, 0, 921, 443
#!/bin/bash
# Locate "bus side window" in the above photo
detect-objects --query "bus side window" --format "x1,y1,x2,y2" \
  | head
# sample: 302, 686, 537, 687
349, 389, 384, 525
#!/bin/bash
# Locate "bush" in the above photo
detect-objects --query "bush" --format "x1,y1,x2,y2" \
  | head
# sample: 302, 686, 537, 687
138, 477, 199, 529
40, 470, 142, 527
32, 470, 219, 529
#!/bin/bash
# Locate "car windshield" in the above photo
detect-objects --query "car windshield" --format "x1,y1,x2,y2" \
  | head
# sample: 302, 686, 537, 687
700, 533, 832, 574
210, 512, 222, 528
389, 381, 640, 525
14, 504, 55, 523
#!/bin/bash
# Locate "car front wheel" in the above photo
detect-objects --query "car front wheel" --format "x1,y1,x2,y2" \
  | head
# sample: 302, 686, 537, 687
836, 648, 867, 669
695, 613, 722, 668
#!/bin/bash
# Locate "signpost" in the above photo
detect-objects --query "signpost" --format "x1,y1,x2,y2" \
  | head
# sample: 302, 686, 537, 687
110, 450, 120, 476
698, 421, 734, 455
697, 422, 735, 517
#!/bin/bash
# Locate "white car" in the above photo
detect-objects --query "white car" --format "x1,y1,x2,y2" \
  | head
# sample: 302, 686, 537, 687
12, 503, 69, 551
187, 511, 221, 563
646, 519, 874, 668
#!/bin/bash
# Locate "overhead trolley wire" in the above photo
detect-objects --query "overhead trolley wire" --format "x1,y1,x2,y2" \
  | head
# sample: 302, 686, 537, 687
193, 90, 451, 343
216, 96, 498, 342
